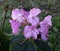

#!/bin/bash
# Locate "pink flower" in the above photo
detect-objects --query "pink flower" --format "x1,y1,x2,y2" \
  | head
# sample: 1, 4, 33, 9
11, 8, 41, 26
23, 25, 39, 39
10, 8, 41, 35
27, 8, 41, 26
39, 15, 52, 41
9, 19, 21, 34
11, 9, 26, 23
9, 8, 52, 41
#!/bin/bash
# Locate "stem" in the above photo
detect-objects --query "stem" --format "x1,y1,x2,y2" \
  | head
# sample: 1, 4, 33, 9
20, 39, 27, 44
2, 11, 6, 32
1, 5, 9, 32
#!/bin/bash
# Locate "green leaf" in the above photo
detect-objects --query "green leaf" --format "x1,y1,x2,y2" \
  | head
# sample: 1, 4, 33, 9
10, 34, 25, 44
34, 40, 52, 51
11, 39, 27, 51
53, 27, 58, 32
22, 40, 37, 51
4, 20, 12, 33
0, 31, 9, 41
9, 34, 25, 51
0, 31, 10, 51
12, 43, 25, 51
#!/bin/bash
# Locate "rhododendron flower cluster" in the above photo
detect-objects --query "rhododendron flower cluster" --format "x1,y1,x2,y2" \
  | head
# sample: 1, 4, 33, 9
9, 8, 52, 41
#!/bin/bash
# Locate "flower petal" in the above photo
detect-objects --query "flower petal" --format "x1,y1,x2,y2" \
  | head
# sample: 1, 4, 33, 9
29, 8, 41, 17
11, 9, 25, 23
44, 15, 52, 26
23, 25, 39, 39
24, 32, 31, 39
41, 34, 48, 41
9, 19, 21, 34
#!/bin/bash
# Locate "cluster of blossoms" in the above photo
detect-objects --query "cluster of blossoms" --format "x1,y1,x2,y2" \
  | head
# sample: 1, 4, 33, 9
9, 8, 52, 41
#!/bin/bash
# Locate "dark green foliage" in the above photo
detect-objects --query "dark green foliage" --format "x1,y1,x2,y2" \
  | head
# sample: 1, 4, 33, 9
0, 31, 10, 51
22, 40, 37, 51
34, 40, 52, 51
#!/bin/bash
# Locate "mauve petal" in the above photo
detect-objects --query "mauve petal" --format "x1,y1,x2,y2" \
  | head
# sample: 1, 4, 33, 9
12, 28, 19, 34
39, 15, 52, 41
11, 9, 25, 23
40, 25, 49, 35
24, 25, 29, 33
23, 25, 39, 39
34, 29, 39, 35
44, 15, 52, 26
9, 19, 21, 34
32, 31, 37, 39
32, 17, 39, 26
11, 9, 21, 20
39, 16, 51, 35
41, 34, 48, 41
24, 32, 31, 39
27, 17, 33, 23
29, 8, 41, 17
27, 16, 39, 26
